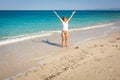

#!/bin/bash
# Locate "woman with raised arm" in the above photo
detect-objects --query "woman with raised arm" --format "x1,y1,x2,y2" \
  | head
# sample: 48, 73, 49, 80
53, 11, 76, 48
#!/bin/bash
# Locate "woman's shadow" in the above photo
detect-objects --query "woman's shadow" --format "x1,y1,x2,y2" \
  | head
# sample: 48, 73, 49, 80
41, 39, 61, 47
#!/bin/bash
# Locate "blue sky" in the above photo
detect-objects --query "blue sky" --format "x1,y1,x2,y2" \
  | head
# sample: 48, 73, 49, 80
0, 0, 120, 10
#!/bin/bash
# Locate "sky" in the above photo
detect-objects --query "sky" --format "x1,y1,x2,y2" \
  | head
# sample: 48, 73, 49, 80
0, 0, 120, 10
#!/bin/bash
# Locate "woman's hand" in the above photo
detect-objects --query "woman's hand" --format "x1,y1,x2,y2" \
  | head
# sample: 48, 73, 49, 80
53, 11, 57, 14
72, 11, 76, 14
53, 10, 63, 23
67, 11, 76, 22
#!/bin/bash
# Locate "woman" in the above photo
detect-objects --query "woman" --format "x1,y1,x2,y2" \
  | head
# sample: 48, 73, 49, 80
53, 11, 76, 48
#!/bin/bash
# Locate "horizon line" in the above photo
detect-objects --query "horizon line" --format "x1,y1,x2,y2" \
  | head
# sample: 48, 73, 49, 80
0, 9, 120, 11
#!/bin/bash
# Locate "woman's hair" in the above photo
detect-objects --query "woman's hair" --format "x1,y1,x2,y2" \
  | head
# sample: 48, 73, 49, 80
62, 16, 67, 21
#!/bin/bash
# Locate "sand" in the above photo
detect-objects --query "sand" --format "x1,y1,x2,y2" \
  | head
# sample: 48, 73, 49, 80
0, 21, 120, 80
10, 31, 120, 80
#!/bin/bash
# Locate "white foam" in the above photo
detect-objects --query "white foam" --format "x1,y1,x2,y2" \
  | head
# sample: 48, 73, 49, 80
69, 23, 115, 32
0, 33, 52, 46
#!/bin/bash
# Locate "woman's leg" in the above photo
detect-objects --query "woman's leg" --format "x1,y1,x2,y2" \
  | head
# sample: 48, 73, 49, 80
65, 32, 68, 47
61, 32, 65, 47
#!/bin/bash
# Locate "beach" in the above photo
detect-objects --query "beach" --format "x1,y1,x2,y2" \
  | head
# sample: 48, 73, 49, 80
0, 21, 120, 80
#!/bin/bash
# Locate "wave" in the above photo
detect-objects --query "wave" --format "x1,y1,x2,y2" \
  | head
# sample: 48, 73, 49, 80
0, 33, 52, 46
69, 22, 115, 32
0, 22, 115, 46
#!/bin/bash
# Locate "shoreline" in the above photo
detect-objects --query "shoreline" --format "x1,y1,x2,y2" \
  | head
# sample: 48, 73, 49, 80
0, 20, 118, 46
0, 21, 120, 80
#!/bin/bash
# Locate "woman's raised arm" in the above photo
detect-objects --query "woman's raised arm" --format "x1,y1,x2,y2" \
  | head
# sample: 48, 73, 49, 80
67, 11, 76, 22
53, 11, 63, 23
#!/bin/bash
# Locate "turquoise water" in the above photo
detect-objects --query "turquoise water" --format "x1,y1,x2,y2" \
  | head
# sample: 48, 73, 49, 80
0, 10, 120, 43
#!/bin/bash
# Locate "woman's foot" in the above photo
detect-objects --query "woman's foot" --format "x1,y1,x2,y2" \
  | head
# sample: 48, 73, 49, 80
65, 45, 68, 47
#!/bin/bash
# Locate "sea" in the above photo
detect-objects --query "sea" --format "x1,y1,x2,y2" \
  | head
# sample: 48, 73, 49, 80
0, 10, 120, 45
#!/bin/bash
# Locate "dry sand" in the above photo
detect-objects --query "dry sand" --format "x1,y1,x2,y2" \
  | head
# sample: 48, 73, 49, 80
9, 31, 120, 80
